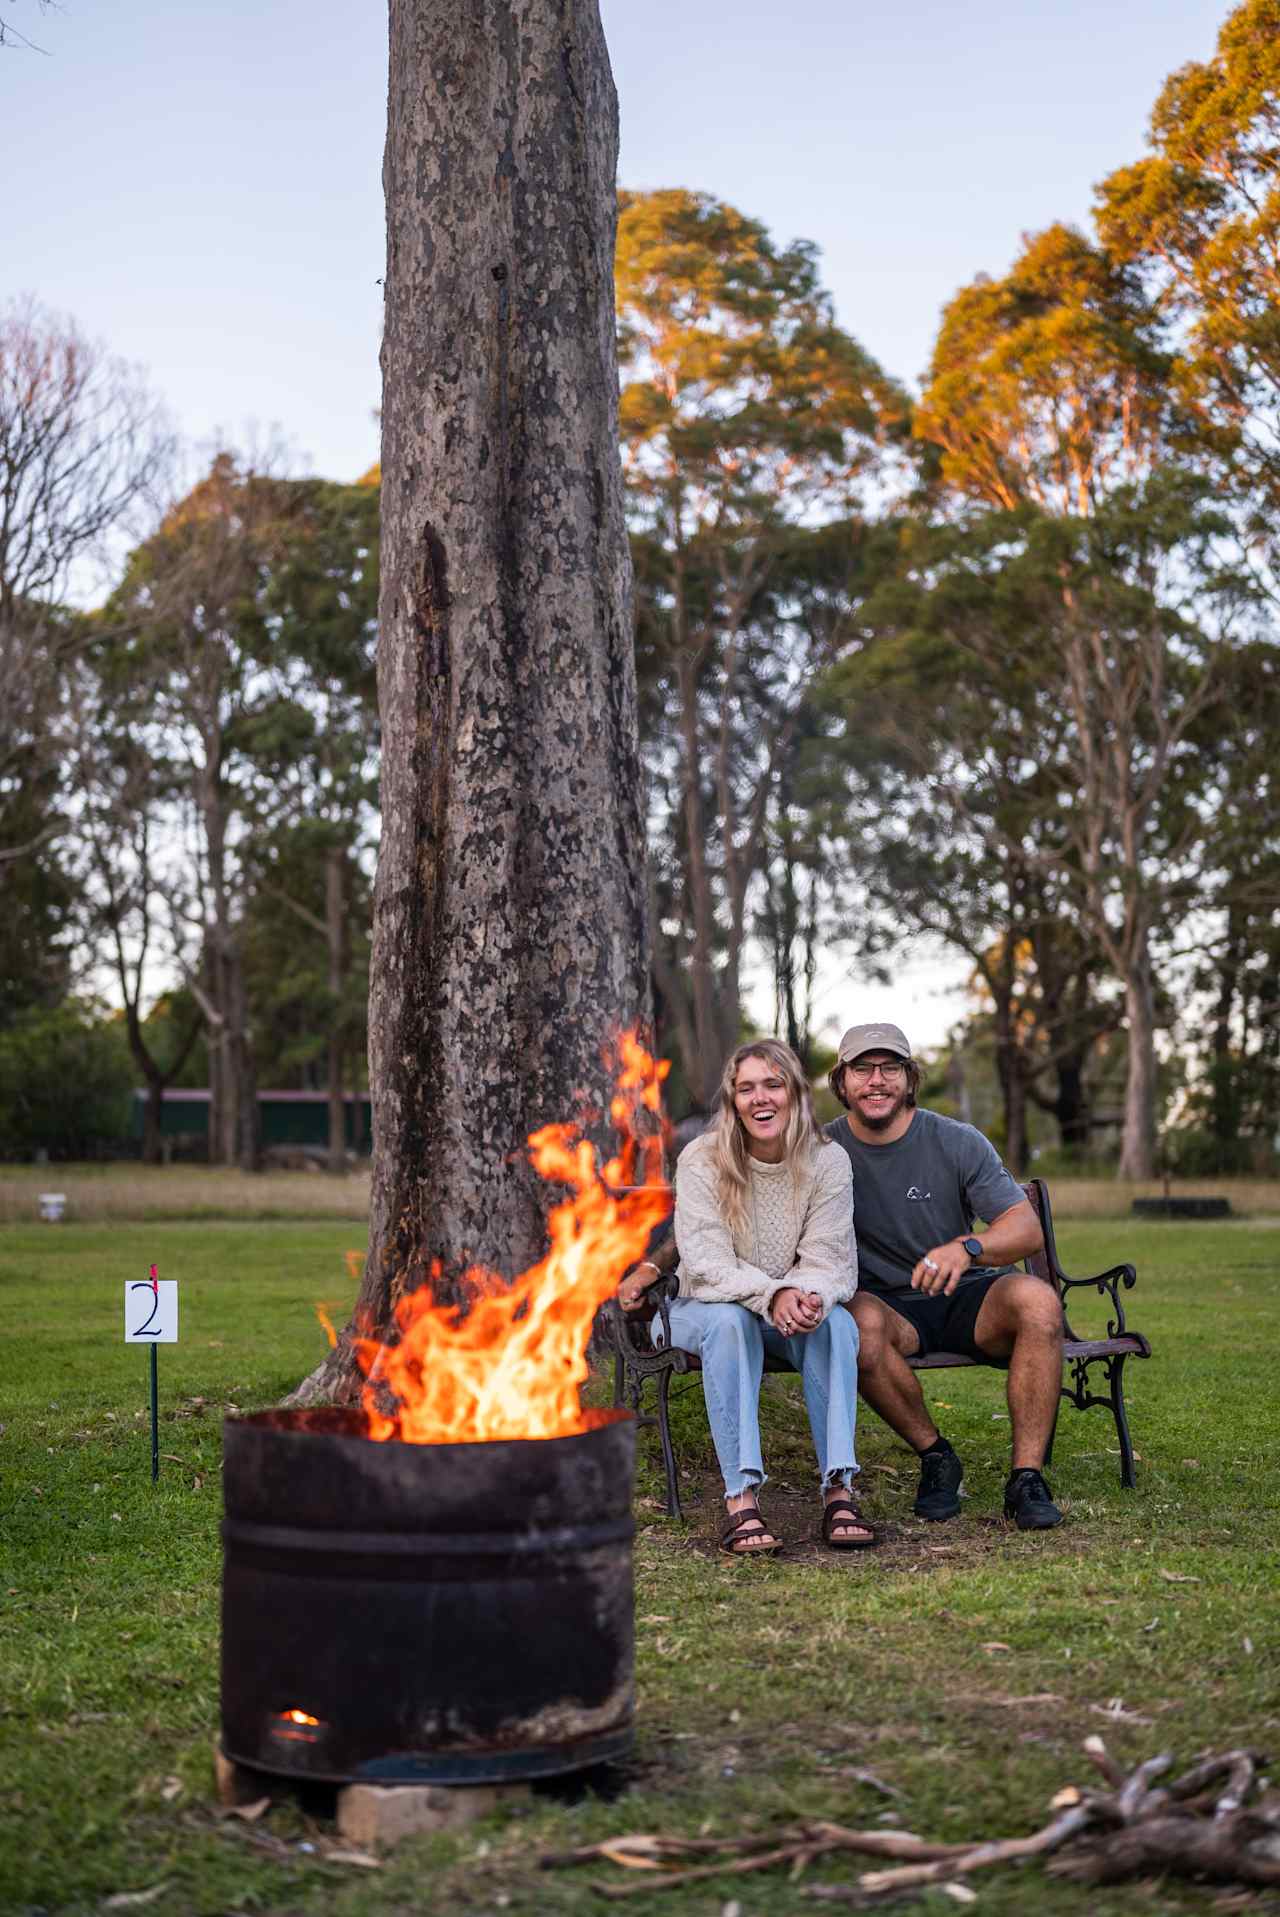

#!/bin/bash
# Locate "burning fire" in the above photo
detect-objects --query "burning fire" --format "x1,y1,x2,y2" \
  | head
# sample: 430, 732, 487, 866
343, 1032, 671, 1446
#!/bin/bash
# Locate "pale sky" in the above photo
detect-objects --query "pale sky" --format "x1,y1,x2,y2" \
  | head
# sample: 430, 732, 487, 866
4, 0, 1229, 1044
6, 0, 1225, 483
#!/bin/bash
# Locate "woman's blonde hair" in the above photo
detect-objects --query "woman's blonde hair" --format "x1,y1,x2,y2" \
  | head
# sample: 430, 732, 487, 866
707, 1038, 825, 1241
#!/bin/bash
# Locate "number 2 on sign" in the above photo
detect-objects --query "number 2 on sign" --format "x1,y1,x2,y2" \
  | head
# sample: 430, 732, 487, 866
124, 1275, 178, 1343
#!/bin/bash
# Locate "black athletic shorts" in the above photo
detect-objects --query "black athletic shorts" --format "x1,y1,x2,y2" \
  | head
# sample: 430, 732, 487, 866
872, 1271, 1006, 1364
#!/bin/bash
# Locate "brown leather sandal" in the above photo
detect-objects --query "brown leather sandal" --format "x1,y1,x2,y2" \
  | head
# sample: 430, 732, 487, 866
720, 1505, 783, 1557
821, 1496, 877, 1551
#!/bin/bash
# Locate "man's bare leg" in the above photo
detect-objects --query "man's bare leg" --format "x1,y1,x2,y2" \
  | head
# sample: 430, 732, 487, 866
972, 1274, 1065, 1528
849, 1293, 936, 1449
971, 1274, 1064, 1469
849, 1294, 966, 1519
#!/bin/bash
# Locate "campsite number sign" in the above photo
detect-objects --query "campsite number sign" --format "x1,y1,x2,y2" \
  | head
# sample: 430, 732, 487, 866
124, 1264, 176, 1483
124, 1272, 178, 1342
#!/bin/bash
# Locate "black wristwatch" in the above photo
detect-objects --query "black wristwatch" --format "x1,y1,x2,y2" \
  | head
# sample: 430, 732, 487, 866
961, 1236, 984, 1263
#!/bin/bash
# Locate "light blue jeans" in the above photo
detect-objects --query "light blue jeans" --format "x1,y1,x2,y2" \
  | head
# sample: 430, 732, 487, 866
658, 1298, 861, 1497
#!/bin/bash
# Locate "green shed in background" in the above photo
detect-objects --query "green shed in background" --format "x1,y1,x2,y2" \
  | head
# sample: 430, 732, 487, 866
129, 1090, 372, 1157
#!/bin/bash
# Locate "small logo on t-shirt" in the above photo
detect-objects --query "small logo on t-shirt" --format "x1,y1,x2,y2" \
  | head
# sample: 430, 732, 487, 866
906, 1185, 932, 1200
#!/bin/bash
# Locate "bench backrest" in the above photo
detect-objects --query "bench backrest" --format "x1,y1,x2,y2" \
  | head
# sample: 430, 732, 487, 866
1021, 1178, 1058, 1288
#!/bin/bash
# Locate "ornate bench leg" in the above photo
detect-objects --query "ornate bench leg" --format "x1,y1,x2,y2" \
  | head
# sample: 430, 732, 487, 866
656, 1366, 682, 1521
1109, 1354, 1137, 1489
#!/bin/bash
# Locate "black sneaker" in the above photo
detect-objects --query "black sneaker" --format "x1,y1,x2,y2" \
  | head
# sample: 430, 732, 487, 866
1004, 1468, 1064, 1530
914, 1446, 963, 1520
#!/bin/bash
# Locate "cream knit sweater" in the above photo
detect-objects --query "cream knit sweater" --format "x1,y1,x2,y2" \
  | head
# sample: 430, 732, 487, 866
673, 1130, 857, 1321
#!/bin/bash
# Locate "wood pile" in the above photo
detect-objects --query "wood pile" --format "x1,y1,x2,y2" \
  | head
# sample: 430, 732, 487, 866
539, 1737, 1278, 1902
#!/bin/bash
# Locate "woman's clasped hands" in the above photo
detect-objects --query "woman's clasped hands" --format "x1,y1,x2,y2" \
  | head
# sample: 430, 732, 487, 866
770, 1285, 823, 1336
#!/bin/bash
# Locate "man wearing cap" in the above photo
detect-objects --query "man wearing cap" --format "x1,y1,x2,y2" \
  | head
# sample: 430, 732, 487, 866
824, 1022, 1065, 1531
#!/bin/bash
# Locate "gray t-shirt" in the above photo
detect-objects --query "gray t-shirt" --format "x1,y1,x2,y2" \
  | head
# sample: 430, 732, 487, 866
824, 1107, 1025, 1294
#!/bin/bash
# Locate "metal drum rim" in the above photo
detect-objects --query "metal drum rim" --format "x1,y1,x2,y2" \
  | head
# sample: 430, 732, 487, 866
219, 1723, 635, 1786
224, 1404, 636, 1460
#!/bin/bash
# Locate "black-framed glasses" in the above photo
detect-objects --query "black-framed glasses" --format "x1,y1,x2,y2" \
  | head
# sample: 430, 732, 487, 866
845, 1060, 907, 1083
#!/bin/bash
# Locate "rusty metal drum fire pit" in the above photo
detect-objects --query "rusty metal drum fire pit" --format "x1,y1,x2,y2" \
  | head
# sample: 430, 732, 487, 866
220, 1405, 636, 1784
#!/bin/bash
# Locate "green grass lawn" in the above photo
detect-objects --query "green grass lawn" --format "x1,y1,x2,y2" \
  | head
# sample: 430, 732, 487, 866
1, 1216, 1278, 1915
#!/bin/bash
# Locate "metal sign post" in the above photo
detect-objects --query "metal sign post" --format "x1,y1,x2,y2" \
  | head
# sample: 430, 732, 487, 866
124, 1263, 179, 1481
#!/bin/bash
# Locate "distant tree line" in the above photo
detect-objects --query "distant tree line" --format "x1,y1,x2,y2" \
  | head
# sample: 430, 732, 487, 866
2, 0, 1276, 1177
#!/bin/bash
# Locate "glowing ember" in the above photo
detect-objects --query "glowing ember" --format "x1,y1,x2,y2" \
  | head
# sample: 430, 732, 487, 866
350, 1031, 670, 1445
271, 1706, 324, 1744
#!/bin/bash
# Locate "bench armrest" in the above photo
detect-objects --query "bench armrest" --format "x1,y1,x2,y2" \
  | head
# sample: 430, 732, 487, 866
1056, 1261, 1138, 1339
650, 1271, 679, 1352
602, 1270, 679, 1360
1058, 1261, 1137, 1291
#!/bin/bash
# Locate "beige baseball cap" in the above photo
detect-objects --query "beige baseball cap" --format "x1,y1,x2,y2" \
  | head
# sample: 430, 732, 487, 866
835, 1022, 912, 1064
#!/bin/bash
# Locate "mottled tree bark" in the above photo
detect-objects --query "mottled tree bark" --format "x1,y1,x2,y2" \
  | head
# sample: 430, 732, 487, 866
293, 0, 647, 1399
325, 846, 348, 1176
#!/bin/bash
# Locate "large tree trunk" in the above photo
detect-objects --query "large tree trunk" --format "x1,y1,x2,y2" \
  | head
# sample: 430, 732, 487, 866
1052, 1050, 1091, 1152
205, 945, 229, 1166
1118, 942, 1157, 1180
991, 986, 1028, 1175
674, 646, 722, 1107
122, 1000, 167, 1168
1209, 906, 1243, 1143
325, 846, 348, 1176
224, 946, 260, 1173
297, 0, 647, 1398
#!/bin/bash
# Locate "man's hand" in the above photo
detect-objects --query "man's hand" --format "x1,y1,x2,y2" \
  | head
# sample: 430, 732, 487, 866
910, 1242, 972, 1296
616, 1262, 661, 1312
771, 1286, 823, 1335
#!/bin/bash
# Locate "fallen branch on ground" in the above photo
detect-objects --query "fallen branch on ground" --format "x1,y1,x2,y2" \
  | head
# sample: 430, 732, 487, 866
1050, 1745, 1280, 1888
537, 1741, 1275, 1900
538, 1824, 970, 1897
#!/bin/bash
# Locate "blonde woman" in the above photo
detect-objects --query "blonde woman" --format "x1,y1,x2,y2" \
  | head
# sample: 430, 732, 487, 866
630, 1040, 871, 1555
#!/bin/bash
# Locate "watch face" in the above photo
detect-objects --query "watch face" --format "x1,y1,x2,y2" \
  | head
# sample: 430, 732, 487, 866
963, 1237, 983, 1260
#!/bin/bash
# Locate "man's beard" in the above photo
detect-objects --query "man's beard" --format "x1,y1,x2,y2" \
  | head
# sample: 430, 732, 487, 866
855, 1088, 910, 1133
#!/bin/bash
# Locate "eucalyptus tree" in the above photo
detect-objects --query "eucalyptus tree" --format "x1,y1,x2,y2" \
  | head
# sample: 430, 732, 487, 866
813, 508, 1151, 1169
911, 224, 1234, 1177
101, 456, 281, 1167
304, 0, 654, 1396
237, 473, 379, 1172
1095, 0, 1280, 559
618, 188, 907, 1103
97, 462, 381, 1170
1094, 0, 1280, 1145
70, 683, 203, 1164
0, 297, 169, 861
0, 757, 78, 1028
1184, 634, 1280, 1158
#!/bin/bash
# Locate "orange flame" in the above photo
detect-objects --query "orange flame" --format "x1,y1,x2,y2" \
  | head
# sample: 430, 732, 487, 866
315, 1304, 340, 1349
352, 1031, 671, 1444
